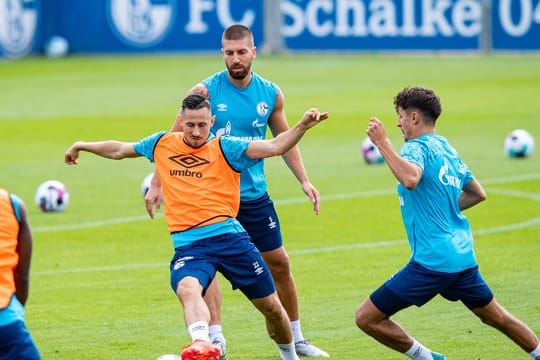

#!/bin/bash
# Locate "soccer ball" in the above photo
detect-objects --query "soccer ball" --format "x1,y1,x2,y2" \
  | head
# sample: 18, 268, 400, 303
141, 173, 154, 197
504, 129, 535, 158
156, 355, 180, 360
361, 137, 384, 164
44, 36, 69, 59
35, 180, 69, 212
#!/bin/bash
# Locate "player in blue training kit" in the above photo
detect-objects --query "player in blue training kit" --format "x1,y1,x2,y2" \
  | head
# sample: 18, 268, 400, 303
355, 86, 540, 360
145, 25, 329, 359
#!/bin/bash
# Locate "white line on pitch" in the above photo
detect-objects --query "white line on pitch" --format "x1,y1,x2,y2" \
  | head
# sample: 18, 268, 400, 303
32, 172, 540, 233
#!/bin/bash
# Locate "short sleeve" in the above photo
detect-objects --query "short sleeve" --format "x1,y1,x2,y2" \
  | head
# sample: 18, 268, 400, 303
401, 140, 426, 170
219, 136, 260, 171
133, 131, 167, 162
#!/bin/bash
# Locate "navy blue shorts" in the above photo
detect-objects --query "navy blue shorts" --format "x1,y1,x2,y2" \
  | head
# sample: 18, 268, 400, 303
0, 321, 41, 360
170, 231, 275, 300
237, 192, 283, 252
370, 261, 494, 315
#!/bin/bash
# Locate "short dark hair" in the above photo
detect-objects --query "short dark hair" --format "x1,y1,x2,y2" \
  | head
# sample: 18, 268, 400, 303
181, 94, 210, 112
222, 24, 254, 47
393, 86, 442, 124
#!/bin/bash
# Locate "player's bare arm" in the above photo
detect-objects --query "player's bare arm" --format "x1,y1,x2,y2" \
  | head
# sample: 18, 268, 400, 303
65, 141, 138, 164
459, 179, 487, 211
269, 88, 321, 214
248, 108, 329, 160
367, 118, 422, 189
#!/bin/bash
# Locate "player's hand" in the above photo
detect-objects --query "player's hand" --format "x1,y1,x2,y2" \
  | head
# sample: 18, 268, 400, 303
301, 108, 329, 129
64, 144, 80, 165
302, 181, 320, 215
144, 182, 163, 219
366, 117, 387, 146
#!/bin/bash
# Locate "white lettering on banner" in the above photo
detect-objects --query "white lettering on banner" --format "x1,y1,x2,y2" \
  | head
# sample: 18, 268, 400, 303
499, 0, 540, 36
453, 0, 481, 37
369, 0, 399, 37
186, 0, 214, 32
282, 0, 482, 38
216, 0, 255, 28
420, 0, 453, 36
186, 0, 254, 33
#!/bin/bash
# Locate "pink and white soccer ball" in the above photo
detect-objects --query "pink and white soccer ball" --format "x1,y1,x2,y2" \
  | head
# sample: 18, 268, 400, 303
361, 137, 384, 164
35, 180, 69, 212
504, 129, 535, 158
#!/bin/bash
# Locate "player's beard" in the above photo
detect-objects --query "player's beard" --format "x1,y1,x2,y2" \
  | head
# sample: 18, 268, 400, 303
227, 62, 251, 80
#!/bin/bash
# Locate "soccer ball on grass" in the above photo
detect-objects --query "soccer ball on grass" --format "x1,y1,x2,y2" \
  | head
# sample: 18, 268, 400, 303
504, 129, 535, 158
35, 180, 69, 212
361, 137, 384, 164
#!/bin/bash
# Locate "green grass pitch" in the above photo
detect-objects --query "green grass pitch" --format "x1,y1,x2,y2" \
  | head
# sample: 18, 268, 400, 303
1, 53, 539, 359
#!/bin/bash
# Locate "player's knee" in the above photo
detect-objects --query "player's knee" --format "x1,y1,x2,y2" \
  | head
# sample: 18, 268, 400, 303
355, 305, 370, 331
266, 254, 291, 279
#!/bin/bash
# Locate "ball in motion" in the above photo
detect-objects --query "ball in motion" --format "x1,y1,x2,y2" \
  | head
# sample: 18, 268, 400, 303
361, 137, 384, 164
504, 129, 535, 158
35, 180, 69, 212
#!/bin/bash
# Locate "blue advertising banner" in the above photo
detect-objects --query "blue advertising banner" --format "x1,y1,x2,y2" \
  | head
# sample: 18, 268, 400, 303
0, 0, 538, 58
0, 0, 41, 58
491, 0, 540, 50
282, 0, 483, 50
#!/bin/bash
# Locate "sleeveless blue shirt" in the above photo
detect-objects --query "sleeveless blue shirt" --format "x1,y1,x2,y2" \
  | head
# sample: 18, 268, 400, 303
203, 70, 278, 200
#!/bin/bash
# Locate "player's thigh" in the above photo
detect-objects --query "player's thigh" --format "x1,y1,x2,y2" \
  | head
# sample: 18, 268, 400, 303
237, 195, 283, 252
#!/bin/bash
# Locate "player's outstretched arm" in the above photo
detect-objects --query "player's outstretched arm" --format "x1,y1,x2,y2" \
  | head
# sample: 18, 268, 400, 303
64, 140, 138, 165
247, 108, 329, 160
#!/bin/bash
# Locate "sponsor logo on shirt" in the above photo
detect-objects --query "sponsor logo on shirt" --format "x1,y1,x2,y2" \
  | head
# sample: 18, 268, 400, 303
438, 161, 461, 189
251, 118, 266, 128
168, 154, 209, 178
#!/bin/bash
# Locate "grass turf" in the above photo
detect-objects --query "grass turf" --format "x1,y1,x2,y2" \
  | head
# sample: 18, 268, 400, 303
1, 53, 539, 359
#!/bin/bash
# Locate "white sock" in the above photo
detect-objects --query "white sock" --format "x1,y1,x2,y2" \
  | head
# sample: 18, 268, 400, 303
209, 324, 225, 344
404, 339, 434, 360
187, 321, 210, 342
290, 320, 305, 343
530, 343, 540, 359
277, 342, 299, 360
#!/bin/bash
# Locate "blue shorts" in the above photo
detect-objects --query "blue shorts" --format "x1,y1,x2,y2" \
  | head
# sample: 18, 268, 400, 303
0, 320, 41, 360
170, 231, 275, 300
370, 261, 494, 315
237, 192, 283, 252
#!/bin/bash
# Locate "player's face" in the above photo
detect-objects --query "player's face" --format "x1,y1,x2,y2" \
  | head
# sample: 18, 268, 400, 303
181, 107, 215, 148
397, 107, 415, 141
222, 37, 255, 80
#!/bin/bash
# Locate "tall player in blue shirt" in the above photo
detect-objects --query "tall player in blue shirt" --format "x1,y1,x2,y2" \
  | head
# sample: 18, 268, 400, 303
355, 86, 540, 360
145, 25, 329, 359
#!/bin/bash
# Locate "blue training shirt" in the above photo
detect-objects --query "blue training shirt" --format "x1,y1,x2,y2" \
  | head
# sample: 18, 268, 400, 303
398, 133, 477, 273
133, 131, 260, 248
203, 70, 278, 201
